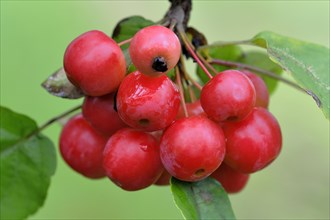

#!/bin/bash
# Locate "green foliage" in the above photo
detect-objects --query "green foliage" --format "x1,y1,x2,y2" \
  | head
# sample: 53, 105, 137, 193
251, 31, 330, 119
112, 15, 154, 50
0, 106, 56, 220
197, 45, 243, 83
112, 15, 155, 73
238, 51, 283, 94
171, 177, 236, 220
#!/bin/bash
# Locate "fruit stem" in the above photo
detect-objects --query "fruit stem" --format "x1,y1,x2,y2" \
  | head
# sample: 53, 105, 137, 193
118, 38, 132, 47
210, 58, 307, 93
175, 66, 188, 117
178, 56, 203, 91
177, 24, 213, 79
26, 105, 82, 139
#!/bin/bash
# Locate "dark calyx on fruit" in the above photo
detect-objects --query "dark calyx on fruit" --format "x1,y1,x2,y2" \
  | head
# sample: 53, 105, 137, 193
152, 57, 168, 72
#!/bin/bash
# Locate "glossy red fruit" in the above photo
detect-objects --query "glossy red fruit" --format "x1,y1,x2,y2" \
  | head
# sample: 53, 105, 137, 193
241, 70, 270, 108
154, 170, 171, 186
59, 114, 107, 179
176, 100, 206, 119
103, 128, 163, 191
129, 25, 181, 76
117, 71, 180, 131
200, 70, 256, 122
63, 30, 126, 96
160, 115, 226, 182
82, 93, 127, 137
223, 107, 282, 173
211, 163, 250, 193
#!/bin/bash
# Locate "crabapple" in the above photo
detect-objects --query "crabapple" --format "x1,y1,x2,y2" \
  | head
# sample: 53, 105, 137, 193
200, 70, 256, 122
59, 114, 107, 179
223, 107, 282, 173
129, 25, 181, 76
82, 93, 127, 137
103, 128, 163, 191
64, 30, 126, 96
116, 71, 180, 131
160, 115, 226, 182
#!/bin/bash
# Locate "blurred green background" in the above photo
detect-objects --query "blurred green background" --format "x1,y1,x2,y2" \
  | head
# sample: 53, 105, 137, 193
1, 1, 329, 219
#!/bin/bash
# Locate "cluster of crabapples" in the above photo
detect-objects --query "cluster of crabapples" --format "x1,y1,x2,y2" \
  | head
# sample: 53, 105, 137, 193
60, 25, 282, 193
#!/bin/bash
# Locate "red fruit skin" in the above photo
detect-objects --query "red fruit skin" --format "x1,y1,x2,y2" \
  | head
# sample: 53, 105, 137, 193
63, 30, 126, 96
154, 170, 172, 186
211, 163, 250, 194
129, 25, 181, 76
200, 70, 256, 122
59, 114, 108, 179
223, 107, 282, 173
117, 71, 180, 131
82, 93, 127, 137
241, 70, 270, 108
176, 100, 206, 119
103, 128, 163, 191
160, 115, 226, 182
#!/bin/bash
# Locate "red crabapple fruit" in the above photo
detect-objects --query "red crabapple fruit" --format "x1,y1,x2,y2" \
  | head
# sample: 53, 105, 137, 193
160, 115, 226, 182
201, 70, 256, 122
103, 128, 163, 191
223, 107, 282, 173
59, 114, 108, 179
64, 30, 126, 96
82, 93, 127, 137
129, 25, 181, 76
116, 71, 180, 131
211, 163, 250, 193
241, 70, 270, 108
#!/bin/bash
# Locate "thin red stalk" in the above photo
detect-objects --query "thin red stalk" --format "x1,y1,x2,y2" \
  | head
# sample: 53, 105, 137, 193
118, 38, 132, 47
175, 66, 188, 117
210, 58, 306, 93
177, 25, 213, 79
179, 56, 203, 91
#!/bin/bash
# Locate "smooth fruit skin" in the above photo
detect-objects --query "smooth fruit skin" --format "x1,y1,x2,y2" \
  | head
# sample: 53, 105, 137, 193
129, 25, 181, 76
160, 115, 226, 182
117, 71, 180, 131
223, 107, 282, 173
59, 114, 108, 179
154, 170, 171, 186
211, 163, 250, 193
82, 93, 127, 137
176, 100, 206, 119
103, 128, 163, 191
63, 30, 126, 96
241, 70, 270, 108
200, 70, 256, 122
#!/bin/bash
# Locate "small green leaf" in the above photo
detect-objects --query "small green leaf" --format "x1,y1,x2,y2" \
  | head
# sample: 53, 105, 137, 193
197, 45, 244, 84
251, 31, 330, 119
238, 51, 283, 94
112, 16, 154, 73
171, 177, 236, 220
42, 67, 84, 99
112, 15, 154, 50
0, 106, 57, 220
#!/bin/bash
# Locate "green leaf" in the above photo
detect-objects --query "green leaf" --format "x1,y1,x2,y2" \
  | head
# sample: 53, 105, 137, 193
197, 45, 244, 84
238, 51, 283, 94
171, 177, 236, 220
41, 67, 84, 99
0, 106, 56, 220
251, 31, 330, 119
112, 15, 154, 50
112, 16, 154, 73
